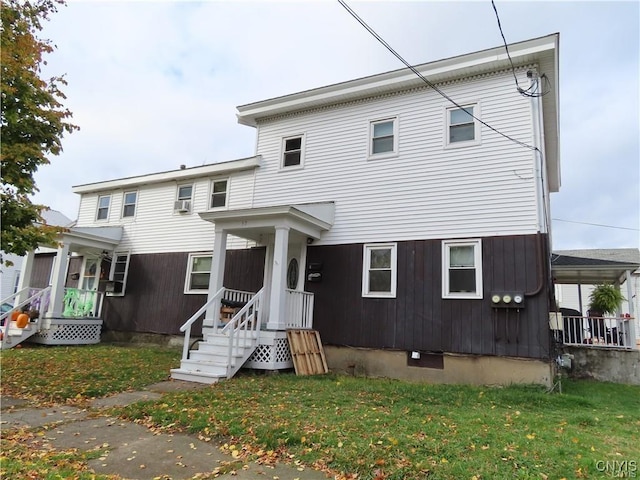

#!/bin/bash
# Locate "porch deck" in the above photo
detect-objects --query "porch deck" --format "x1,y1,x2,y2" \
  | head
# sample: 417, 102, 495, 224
561, 315, 636, 349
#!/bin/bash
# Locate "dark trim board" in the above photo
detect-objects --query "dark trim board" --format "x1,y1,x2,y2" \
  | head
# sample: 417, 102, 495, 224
305, 234, 552, 360
102, 248, 265, 335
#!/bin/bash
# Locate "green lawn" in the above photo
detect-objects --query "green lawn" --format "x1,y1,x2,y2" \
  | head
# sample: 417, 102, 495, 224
1, 344, 638, 479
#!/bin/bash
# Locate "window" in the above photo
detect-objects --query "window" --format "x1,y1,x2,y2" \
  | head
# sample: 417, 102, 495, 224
282, 135, 304, 168
362, 243, 397, 298
369, 118, 397, 157
184, 254, 212, 293
446, 105, 479, 146
81, 259, 99, 291
210, 179, 228, 209
108, 251, 131, 296
177, 184, 193, 202
442, 239, 483, 299
96, 195, 111, 220
122, 191, 137, 218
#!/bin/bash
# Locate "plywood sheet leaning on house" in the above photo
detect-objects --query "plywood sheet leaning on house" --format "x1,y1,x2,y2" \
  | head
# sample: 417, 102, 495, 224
286, 329, 328, 375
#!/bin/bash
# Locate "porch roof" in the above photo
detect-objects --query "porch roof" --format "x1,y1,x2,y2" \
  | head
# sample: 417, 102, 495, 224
199, 202, 335, 243
60, 226, 123, 252
552, 248, 640, 284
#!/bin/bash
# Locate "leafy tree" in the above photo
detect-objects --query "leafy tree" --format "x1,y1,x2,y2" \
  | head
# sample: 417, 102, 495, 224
1, 0, 78, 260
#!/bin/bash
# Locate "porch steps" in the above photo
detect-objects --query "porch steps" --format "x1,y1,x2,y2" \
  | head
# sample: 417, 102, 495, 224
170, 331, 258, 384
0, 321, 39, 350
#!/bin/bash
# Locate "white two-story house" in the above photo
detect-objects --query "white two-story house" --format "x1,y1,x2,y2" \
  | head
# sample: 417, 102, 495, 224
11, 34, 561, 385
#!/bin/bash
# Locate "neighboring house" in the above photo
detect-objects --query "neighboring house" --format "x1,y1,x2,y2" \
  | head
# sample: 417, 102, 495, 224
553, 249, 640, 345
18, 34, 563, 385
1, 210, 74, 300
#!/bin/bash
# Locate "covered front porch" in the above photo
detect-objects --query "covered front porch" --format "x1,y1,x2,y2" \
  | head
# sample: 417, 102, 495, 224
552, 249, 639, 350
172, 203, 334, 382
0, 227, 123, 349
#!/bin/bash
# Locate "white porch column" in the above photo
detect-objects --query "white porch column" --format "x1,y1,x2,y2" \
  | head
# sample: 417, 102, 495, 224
267, 226, 289, 330
204, 228, 227, 328
46, 243, 70, 318
16, 250, 35, 303
261, 242, 274, 327
625, 270, 637, 349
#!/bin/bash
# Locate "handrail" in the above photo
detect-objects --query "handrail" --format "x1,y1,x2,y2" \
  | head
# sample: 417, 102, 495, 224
561, 315, 637, 349
222, 287, 264, 378
179, 287, 225, 361
1, 287, 31, 306
0, 286, 51, 346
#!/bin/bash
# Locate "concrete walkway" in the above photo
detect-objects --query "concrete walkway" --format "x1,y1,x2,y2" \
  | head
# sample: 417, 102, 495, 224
0, 380, 329, 480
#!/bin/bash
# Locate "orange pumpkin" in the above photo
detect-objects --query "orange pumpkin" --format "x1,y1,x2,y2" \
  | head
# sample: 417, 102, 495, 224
16, 313, 29, 328
10, 310, 20, 322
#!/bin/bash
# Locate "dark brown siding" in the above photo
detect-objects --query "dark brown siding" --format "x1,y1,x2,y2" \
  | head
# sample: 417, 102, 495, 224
66, 257, 83, 288
102, 248, 265, 335
31, 253, 55, 288
305, 234, 552, 360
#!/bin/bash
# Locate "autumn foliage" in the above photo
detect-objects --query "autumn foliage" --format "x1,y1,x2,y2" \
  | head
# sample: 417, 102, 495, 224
1, 0, 78, 258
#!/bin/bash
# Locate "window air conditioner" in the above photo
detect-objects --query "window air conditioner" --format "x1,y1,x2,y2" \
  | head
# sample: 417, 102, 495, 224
174, 200, 191, 213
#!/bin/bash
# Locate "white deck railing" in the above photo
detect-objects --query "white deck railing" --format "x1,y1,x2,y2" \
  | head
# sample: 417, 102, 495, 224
285, 289, 314, 329
562, 316, 637, 349
62, 288, 104, 318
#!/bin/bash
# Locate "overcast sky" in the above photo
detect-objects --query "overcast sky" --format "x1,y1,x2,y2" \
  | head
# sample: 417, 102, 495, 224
33, 0, 639, 251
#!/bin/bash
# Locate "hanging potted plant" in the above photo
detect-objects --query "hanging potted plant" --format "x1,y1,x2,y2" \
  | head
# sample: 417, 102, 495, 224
588, 283, 625, 317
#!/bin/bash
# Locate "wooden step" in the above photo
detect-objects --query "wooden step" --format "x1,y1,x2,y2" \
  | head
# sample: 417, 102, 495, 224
170, 368, 222, 384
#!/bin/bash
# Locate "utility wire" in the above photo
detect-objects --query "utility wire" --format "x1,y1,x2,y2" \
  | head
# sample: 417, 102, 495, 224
552, 218, 640, 232
337, 0, 539, 153
491, 0, 550, 97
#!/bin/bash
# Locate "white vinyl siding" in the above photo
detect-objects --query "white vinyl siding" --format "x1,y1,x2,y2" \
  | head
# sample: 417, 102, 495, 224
362, 243, 397, 298
251, 70, 539, 245
75, 169, 255, 254
442, 239, 483, 299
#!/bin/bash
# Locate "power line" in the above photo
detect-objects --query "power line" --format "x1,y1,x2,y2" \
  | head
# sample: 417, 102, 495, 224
337, 0, 540, 153
552, 218, 640, 232
490, 0, 550, 98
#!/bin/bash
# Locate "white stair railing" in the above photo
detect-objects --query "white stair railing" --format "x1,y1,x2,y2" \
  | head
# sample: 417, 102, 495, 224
179, 287, 225, 362
0, 286, 52, 347
221, 287, 264, 378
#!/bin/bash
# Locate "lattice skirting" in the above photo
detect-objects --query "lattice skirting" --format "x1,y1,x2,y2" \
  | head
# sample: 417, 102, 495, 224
30, 319, 102, 345
245, 334, 293, 370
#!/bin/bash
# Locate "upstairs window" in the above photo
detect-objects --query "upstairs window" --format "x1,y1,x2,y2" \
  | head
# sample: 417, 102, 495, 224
446, 105, 479, 146
362, 243, 397, 298
177, 184, 193, 202
96, 195, 111, 221
210, 179, 228, 209
282, 135, 304, 168
369, 118, 397, 157
184, 253, 212, 293
442, 239, 483, 299
122, 191, 137, 218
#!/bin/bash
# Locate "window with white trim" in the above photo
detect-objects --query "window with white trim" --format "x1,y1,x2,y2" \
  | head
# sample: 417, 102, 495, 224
446, 105, 479, 146
282, 135, 304, 168
442, 239, 483, 299
177, 184, 193, 202
362, 243, 397, 298
108, 251, 131, 296
184, 253, 212, 293
369, 118, 397, 157
210, 179, 228, 209
122, 191, 137, 218
96, 195, 111, 221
